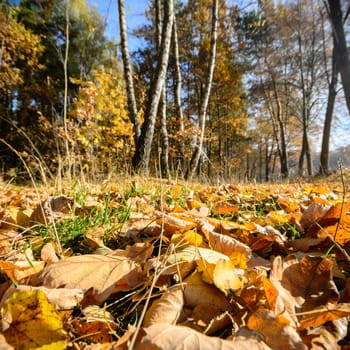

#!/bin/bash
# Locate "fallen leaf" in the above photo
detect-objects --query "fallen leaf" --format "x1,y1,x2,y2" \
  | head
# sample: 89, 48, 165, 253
1, 285, 84, 310
298, 302, 350, 329
170, 230, 205, 248
0, 334, 14, 350
183, 271, 232, 310
2, 290, 67, 349
212, 259, 244, 295
0, 259, 45, 284
247, 310, 306, 350
199, 219, 251, 268
301, 318, 347, 350
269, 255, 339, 327
136, 323, 271, 350
156, 212, 197, 236
192, 303, 225, 328
30, 196, 73, 224
33, 254, 141, 303
111, 242, 154, 264
300, 202, 331, 231
144, 284, 184, 326
203, 311, 233, 336
40, 242, 59, 264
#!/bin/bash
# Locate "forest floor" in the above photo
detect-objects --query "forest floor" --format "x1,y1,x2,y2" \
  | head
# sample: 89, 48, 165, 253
1, 174, 350, 349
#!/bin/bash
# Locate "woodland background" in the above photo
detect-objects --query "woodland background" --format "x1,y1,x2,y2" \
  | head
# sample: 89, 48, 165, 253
1, 0, 350, 183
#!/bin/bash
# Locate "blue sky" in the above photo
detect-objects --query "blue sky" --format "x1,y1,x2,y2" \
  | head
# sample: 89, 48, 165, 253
88, 0, 149, 51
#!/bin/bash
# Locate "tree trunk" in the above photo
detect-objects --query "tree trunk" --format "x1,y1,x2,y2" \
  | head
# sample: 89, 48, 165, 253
320, 44, 338, 176
118, 0, 140, 144
327, 0, 350, 115
172, 15, 185, 172
132, 0, 174, 174
187, 0, 218, 180
63, 0, 71, 177
160, 87, 170, 178
155, 0, 170, 178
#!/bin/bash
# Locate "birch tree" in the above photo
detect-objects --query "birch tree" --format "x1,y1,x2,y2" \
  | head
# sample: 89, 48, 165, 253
187, 0, 218, 180
156, 0, 170, 178
118, 0, 140, 144
132, 0, 174, 174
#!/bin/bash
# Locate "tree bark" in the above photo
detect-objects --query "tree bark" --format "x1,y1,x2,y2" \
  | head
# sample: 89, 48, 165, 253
156, 0, 170, 178
172, 14, 185, 172
327, 0, 350, 115
132, 0, 174, 174
187, 0, 218, 180
118, 0, 140, 144
320, 43, 338, 176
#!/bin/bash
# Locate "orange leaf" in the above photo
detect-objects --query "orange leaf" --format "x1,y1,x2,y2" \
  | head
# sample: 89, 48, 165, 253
298, 302, 350, 330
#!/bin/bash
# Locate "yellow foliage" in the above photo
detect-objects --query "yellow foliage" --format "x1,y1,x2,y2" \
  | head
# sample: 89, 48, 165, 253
2, 290, 67, 349
70, 66, 133, 169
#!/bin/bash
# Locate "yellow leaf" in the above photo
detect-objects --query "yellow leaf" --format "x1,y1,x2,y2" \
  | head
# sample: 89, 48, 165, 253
3, 290, 67, 349
170, 230, 205, 248
212, 259, 244, 296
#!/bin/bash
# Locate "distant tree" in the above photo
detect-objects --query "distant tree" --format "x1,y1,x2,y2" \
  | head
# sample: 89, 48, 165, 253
186, 0, 218, 180
0, 3, 46, 170
293, 0, 325, 176
70, 66, 132, 174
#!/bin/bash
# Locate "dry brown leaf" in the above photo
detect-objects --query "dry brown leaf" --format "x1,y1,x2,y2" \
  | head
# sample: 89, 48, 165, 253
0, 334, 14, 350
183, 271, 232, 310
298, 302, 350, 329
192, 303, 225, 328
313, 202, 350, 245
300, 202, 331, 230
288, 237, 326, 252
0, 229, 18, 255
269, 255, 339, 324
301, 318, 347, 350
0, 258, 45, 283
135, 323, 271, 350
4, 207, 32, 227
30, 195, 73, 224
32, 254, 141, 303
144, 285, 184, 327
40, 242, 59, 264
247, 310, 306, 350
198, 219, 252, 268
156, 212, 197, 236
203, 311, 233, 336
111, 242, 154, 264
276, 196, 300, 213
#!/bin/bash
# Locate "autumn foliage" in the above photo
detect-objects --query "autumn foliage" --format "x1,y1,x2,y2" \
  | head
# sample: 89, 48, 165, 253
1, 180, 350, 348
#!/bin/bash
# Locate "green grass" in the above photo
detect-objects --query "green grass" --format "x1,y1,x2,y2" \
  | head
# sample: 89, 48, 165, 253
31, 192, 133, 255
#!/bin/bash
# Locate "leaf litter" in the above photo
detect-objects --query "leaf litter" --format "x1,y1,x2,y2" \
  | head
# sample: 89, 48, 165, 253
0, 180, 350, 349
